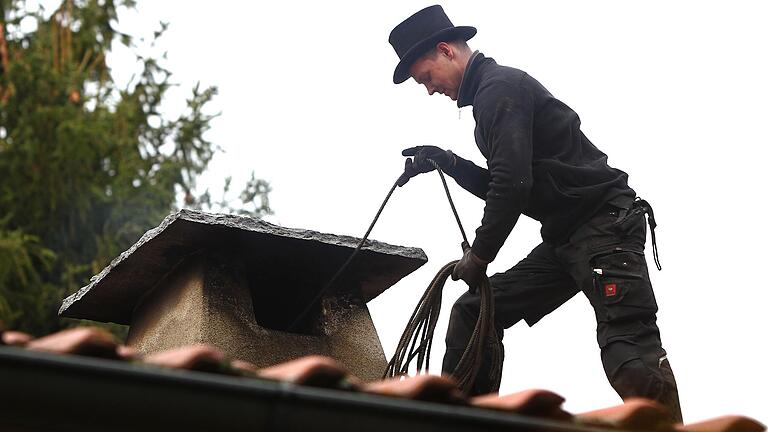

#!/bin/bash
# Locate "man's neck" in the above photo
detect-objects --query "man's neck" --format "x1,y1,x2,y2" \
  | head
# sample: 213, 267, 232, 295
456, 50, 472, 77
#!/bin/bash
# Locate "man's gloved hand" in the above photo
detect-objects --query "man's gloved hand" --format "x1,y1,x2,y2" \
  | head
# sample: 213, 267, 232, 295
451, 247, 489, 292
397, 145, 457, 187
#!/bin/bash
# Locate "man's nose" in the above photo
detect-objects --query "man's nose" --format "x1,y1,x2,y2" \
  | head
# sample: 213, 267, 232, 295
425, 84, 435, 95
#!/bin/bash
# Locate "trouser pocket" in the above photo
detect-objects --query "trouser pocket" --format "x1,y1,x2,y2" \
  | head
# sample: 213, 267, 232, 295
591, 249, 659, 323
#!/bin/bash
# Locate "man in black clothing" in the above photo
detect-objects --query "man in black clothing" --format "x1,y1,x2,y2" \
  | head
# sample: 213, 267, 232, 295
388, 5, 682, 421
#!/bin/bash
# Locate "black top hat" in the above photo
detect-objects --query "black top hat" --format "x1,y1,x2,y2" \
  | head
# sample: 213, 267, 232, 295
388, 5, 476, 84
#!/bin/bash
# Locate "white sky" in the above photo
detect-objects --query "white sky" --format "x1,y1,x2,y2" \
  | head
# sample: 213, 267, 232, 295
104, 1, 767, 424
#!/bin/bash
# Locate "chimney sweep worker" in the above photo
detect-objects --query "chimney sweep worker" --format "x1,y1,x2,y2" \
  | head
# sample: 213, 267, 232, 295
389, 5, 682, 422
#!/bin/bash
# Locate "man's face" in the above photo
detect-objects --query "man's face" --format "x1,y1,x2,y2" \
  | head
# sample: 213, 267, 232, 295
409, 49, 463, 101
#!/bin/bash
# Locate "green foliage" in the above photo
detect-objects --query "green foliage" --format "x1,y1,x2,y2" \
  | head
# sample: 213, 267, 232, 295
0, 227, 56, 334
0, 0, 270, 336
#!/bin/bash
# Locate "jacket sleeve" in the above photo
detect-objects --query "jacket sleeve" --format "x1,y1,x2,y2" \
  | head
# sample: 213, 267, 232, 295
471, 78, 534, 262
445, 154, 490, 200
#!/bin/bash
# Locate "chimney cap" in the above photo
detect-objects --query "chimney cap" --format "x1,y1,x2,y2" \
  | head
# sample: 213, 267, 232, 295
59, 210, 427, 324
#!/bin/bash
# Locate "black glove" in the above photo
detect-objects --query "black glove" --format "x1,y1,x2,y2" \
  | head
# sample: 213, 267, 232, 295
397, 145, 456, 187
451, 247, 489, 293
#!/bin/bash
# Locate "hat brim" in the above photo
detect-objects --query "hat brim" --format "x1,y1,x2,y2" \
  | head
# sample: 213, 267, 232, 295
393, 26, 477, 84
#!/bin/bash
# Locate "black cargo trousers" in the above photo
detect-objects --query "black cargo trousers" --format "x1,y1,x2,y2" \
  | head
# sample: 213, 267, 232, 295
442, 200, 683, 422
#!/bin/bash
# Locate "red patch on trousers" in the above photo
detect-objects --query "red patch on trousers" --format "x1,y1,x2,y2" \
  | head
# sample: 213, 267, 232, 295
604, 283, 618, 297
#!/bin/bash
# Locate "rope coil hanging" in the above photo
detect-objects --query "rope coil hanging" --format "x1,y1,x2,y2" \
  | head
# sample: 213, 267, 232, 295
383, 261, 502, 393
287, 159, 503, 393
383, 161, 502, 393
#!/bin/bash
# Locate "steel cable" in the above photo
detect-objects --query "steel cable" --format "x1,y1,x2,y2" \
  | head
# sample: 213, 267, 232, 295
287, 180, 399, 333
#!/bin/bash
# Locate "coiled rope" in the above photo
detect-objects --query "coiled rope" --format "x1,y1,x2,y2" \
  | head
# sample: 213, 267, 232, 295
383, 162, 502, 394
288, 160, 502, 393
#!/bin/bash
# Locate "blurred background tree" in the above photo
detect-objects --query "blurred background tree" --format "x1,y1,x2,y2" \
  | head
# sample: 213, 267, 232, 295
0, 0, 270, 336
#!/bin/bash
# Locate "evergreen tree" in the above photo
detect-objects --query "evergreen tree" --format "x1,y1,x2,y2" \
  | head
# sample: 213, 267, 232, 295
0, 0, 270, 335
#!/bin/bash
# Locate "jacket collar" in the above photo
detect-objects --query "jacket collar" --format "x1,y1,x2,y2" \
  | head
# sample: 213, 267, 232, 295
457, 51, 486, 108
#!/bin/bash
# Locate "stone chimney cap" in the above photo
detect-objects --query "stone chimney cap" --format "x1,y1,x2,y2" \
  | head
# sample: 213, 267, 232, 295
59, 210, 427, 324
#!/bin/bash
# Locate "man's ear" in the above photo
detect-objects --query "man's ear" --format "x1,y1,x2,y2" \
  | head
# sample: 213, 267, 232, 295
436, 42, 453, 59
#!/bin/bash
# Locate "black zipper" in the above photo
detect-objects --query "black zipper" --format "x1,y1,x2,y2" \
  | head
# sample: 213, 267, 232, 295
593, 268, 644, 280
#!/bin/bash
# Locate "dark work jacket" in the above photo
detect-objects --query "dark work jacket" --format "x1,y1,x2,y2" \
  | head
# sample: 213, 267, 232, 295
450, 52, 635, 261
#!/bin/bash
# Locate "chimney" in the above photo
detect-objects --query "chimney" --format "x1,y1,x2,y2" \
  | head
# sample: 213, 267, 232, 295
59, 210, 427, 381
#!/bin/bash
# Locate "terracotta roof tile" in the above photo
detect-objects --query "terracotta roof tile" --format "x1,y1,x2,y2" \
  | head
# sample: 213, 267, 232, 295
255, 355, 361, 390
230, 358, 261, 374
0, 330, 33, 347
470, 389, 572, 421
115, 344, 139, 360
26, 327, 124, 360
576, 398, 676, 431
677, 416, 766, 432
363, 375, 466, 405
143, 344, 231, 373
2, 327, 766, 432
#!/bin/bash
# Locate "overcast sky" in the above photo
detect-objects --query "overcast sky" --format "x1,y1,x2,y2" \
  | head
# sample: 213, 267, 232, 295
93, 0, 768, 423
